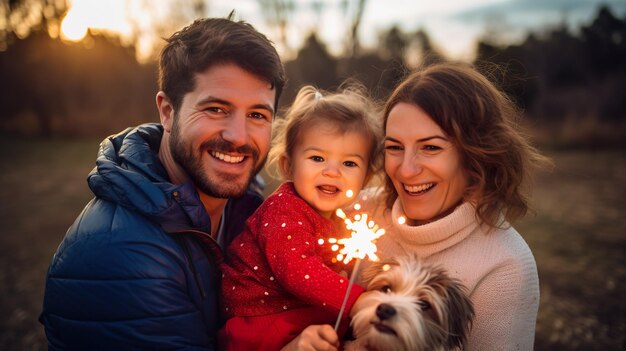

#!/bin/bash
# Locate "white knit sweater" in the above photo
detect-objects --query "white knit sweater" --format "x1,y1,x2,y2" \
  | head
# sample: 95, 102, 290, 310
356, 190, 539, 351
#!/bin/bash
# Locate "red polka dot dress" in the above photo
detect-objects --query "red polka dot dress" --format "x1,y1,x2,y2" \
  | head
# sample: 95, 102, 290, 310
219, 182, 364, 350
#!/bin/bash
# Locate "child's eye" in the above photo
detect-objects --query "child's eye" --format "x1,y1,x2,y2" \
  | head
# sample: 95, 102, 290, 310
384, 144, 403, 152
343, 161, 358, 167
310, 156, 324, 162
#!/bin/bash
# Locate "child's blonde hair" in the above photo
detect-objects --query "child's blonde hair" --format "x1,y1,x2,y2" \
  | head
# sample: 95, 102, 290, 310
268, 83, 382, 183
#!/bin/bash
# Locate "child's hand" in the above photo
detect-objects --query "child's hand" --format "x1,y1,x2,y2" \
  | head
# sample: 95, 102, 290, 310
281, 324, 339, 351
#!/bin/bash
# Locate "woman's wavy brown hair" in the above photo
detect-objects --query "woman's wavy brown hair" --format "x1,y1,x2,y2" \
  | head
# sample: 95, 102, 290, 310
383, 62, 550, 228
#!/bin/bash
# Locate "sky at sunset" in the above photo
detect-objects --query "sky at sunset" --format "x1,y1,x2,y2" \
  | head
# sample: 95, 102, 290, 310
61, 0, 626, 62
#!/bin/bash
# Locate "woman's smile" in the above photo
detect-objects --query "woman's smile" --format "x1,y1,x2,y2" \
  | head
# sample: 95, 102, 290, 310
403, 182, 435, 195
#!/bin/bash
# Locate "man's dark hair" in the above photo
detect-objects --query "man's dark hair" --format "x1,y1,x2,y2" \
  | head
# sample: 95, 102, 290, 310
158, 16, 286, 112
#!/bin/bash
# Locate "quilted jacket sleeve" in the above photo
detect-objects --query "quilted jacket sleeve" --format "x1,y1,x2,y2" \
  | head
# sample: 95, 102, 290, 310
41, 200, 217, 350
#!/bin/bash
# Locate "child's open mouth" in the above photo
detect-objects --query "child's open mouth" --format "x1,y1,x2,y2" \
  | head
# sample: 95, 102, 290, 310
317, 185, 340, 195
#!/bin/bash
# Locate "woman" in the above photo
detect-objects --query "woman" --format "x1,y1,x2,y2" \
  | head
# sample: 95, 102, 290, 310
358, 62, 549, 350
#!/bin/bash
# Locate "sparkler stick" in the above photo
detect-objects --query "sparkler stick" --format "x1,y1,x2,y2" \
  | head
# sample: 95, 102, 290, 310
334, 257, 361, 331
332, 206, 385, 331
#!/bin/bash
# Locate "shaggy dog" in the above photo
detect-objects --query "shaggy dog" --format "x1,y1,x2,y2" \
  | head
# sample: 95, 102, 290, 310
345, 255, 474, 351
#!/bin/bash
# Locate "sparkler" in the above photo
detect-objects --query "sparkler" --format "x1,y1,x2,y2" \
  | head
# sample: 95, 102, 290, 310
331, 205, 385, 331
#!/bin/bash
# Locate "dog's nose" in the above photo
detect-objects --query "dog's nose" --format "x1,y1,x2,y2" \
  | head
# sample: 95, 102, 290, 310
376, 303, 396, 320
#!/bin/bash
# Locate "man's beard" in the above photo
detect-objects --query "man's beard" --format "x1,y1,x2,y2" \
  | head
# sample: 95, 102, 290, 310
169, 118, 266, 198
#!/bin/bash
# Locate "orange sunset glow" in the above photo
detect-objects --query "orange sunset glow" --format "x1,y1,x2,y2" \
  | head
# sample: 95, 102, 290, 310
60, 0, 159, 61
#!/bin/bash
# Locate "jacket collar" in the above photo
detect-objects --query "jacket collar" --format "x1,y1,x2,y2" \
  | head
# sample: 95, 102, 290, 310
87, 123, 212, 233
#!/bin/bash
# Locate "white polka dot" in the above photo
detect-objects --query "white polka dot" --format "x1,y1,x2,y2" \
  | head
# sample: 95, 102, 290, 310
232, 286, 236, 290
297, 221, 302, 225
283, 305, 288, 310
270, 276, 275, 281
264, 291, 269, 296
291, 248, 296, 251
287, 235, 292, 240
304, 274, 310, 279
339, 279, 344, 283
322, 302, 326, 306
261, 299, 265, 304
278, 193, 283, 197
225, 307, 229, 311
301, 255, 306, 259
253, 266, 258, 270
240, 243, 244, 247
281, 223, 286, 228
264, 223, 269, 227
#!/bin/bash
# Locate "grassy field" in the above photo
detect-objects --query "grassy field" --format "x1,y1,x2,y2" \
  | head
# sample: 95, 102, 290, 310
0, 136, 624, 350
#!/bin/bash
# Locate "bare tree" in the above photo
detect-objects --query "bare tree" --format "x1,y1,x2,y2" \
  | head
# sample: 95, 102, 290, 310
347, 0, 366, 57
0, 0, 68, 50
129, 0, 207, 61
258, 0, 295, 51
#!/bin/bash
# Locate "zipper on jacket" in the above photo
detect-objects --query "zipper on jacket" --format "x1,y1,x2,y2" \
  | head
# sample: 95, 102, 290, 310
174, 235, 207, 299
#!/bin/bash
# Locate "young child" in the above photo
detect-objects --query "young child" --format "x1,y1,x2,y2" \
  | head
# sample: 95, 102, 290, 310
218, 85, 382, 350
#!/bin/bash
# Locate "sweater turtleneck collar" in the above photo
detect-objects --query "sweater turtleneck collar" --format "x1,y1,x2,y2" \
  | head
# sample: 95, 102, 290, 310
386, 199, 479, 253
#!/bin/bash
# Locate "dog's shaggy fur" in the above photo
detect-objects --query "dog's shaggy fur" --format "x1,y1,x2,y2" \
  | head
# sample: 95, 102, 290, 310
345, 255, 474, 351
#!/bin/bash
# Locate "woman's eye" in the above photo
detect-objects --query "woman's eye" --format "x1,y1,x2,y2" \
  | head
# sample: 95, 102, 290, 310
423, 145, 442, 151
310, 156, 324, 162
417, 300, 431, 310
381, 285, 392, 294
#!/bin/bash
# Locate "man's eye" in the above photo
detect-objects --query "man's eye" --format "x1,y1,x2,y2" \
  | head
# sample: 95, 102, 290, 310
250, 112, 270, 121
206, 107, 226, 114
310, 156, 324, 162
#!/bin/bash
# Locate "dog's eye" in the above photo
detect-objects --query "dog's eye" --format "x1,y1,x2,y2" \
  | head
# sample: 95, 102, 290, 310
381, 285, 392, 294
417, 300, 431, 310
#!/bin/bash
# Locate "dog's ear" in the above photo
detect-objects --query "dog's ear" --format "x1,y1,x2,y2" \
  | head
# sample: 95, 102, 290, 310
360, 258, 398, 287
444, 282, 474, 349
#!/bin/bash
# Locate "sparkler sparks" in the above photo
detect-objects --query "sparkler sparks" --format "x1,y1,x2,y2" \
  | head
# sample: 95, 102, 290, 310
332, 205, 386, 331
334, 208, 385, 264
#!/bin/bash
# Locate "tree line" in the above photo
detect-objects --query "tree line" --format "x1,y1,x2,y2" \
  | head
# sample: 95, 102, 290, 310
0, 5, 624, 147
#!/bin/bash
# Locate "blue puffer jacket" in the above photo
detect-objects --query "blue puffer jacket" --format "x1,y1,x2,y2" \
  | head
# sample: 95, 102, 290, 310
40, 124, 263, 350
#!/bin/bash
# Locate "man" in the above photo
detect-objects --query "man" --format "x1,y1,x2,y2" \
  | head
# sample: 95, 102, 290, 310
39, 17, 289, 350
